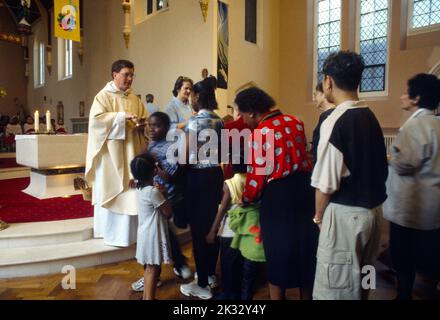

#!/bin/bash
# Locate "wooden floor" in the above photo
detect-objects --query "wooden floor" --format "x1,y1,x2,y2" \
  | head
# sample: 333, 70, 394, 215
0, 241, 439, 300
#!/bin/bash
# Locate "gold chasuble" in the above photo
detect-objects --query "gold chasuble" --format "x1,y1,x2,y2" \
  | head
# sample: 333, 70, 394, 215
86, 82, 148, 216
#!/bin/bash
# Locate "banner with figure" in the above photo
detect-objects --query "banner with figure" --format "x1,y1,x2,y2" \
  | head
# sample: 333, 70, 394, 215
217, 1, 229, 89
54, 0, 80, 42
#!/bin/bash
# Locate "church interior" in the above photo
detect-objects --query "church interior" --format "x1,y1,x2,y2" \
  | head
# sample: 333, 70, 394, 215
0, 0, 440, 301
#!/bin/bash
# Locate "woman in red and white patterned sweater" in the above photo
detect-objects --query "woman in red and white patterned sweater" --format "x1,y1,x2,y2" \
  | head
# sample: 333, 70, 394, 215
235, 87, 318, 300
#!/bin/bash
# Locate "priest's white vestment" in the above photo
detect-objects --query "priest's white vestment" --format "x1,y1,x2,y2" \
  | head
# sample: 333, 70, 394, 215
86, 82, 148, 247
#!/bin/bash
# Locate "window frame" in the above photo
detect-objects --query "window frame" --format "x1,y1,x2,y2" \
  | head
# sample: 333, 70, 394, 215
407, 0, 440, 35
313, 0, 342, 93
65, 39, 73, 79
58, 38, 73, 81
355, 0, 392, 98
139, 0, 169, 23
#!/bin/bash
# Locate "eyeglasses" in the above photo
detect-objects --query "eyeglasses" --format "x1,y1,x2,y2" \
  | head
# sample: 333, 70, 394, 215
118, 72, 136, 79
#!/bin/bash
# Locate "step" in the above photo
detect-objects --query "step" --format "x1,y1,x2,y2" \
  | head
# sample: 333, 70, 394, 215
0, 238, 136, 278
0, 218, 94, 249
0, 166, 30, 180
0, 153, 16, 159
0, 153, 29, 180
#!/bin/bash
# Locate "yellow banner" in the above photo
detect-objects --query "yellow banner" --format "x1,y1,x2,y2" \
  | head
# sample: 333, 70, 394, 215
54, 0, 80, 42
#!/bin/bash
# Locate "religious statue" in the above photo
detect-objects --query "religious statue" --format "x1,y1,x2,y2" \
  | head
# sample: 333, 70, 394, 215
79, 101, 85, 117
57, 101, 64, 124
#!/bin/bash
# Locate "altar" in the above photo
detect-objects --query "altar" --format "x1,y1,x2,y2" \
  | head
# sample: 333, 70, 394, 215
15, 134, 88, 199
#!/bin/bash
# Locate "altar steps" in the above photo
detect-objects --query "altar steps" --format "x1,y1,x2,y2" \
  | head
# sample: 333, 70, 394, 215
0, 166, 30, 180
0, 218, 94, 249
0, 239, 136, 279
0, 218, 190, 278
0, 153, 30, 180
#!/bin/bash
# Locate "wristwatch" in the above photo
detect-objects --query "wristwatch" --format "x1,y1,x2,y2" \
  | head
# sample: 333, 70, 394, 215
313, 217, 322, 225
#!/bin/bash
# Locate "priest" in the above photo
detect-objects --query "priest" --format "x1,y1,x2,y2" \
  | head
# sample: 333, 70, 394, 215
86, 60, 148, 247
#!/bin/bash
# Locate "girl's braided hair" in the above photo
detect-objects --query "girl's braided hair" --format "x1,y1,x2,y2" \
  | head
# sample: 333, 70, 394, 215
130, 153, 156, 189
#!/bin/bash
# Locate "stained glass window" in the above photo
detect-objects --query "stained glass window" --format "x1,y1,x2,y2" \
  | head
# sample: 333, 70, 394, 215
359, 0, 389, 92
316, 0, 341, 84
411, 0, 440, 29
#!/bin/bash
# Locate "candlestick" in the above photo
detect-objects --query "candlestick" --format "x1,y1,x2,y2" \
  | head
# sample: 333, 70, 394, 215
34, 110, 40, 133
46, 110, 51, 133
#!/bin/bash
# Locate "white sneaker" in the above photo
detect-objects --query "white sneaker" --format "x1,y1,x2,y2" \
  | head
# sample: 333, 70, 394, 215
194, 272, 218, 289
180, 280, 213, 300
173, 265, 193, 280
131, 277, 144, 292
131, 277, 162, 291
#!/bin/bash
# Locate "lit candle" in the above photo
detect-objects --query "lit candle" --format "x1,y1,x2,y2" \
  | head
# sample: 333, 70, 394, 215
34, 110, 39, 133
46, 110, 51, 133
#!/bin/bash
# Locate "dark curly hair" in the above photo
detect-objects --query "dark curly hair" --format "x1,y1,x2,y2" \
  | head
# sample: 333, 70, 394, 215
193, 76, 218, 110
234, 87, 276, 114
149, 112, 171, 131
322, 51, 365, 91
130, 153, 156, 188
407, 73, 440, 110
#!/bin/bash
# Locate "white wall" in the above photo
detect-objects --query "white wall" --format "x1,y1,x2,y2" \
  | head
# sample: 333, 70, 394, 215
26, 0, 280, 129
0, 8, 27, 117
27, 13, 87, 133
226, 0, 279, 105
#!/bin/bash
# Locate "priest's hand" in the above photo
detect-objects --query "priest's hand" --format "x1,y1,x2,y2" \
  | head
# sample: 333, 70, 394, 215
125, 113, 137, 121
136, 118, 147, 133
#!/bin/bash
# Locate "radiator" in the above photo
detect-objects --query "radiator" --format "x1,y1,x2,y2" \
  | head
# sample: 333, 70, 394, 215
384, 134, 396, 155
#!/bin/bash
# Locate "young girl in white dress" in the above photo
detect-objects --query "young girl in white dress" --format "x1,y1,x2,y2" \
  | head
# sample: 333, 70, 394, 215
130, 153, 173, 300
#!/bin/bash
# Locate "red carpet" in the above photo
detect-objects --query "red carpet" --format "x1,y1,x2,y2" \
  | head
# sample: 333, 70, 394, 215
0, 158, 22, 169
0, 178, 93, 223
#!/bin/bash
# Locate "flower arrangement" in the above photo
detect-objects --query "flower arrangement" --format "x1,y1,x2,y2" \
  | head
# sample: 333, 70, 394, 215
0, 87, 6, 99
